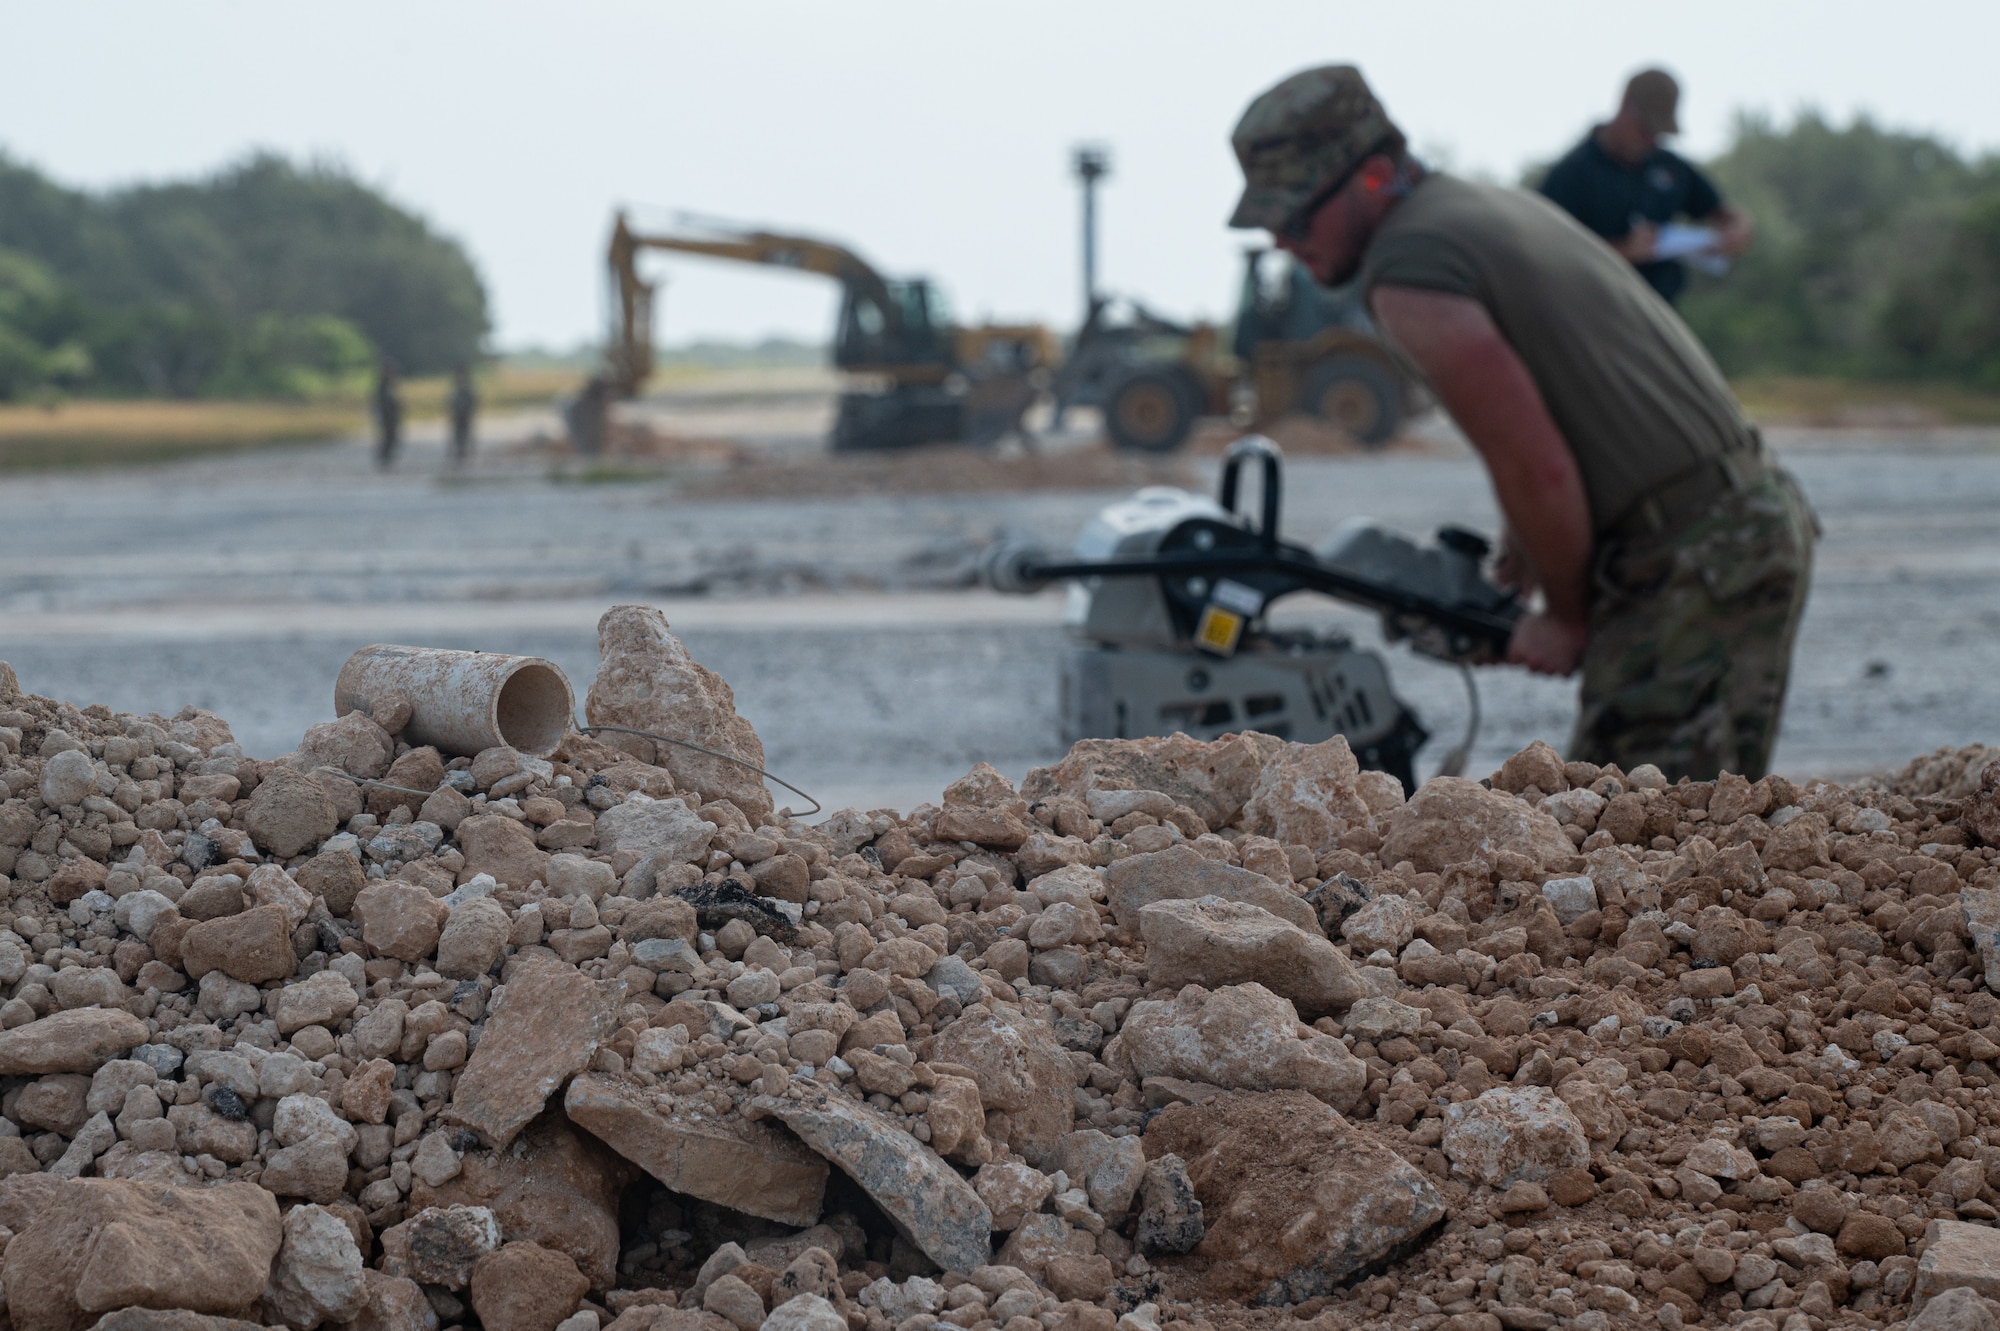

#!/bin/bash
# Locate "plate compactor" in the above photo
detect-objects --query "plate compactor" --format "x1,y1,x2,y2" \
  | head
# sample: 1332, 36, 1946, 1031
981, 436, 1522, 791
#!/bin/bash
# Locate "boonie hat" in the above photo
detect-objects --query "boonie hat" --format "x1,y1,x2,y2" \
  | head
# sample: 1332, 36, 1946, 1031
1622, 68, 1680, 135
1228, 64, 1405, 231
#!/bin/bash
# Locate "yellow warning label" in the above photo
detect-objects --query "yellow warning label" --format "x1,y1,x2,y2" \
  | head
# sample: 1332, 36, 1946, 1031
1194, 605, 1244, 657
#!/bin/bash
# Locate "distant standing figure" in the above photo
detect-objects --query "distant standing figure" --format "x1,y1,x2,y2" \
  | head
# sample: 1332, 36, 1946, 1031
564, 375, 611, 458
449, 365, 477, 465
372, 360, 403, 468
1539, 69, 1752, 304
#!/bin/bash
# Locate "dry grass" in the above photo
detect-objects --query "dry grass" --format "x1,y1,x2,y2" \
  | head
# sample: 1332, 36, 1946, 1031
1732, 375, 2000, 427
0, 365, 590, 472
0, 399, 362, 471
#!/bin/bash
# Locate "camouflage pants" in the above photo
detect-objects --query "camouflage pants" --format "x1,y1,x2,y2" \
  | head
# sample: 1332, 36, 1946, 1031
1569, 462, 1816, 783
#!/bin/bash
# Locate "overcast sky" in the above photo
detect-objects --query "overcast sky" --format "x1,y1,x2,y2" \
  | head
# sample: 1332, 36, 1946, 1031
7, 1, 1998, 349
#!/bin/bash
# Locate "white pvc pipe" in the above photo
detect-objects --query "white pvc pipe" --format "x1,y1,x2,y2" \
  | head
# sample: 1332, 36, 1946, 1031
334, 644, 576, 758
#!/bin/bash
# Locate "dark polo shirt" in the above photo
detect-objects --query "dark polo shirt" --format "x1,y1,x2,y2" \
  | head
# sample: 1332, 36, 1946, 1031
1539, 131, 1724, 303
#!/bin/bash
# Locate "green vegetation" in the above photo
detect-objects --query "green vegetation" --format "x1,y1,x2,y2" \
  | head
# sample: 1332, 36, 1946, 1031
0, 152, 488, 400
1683, 112, 2000, 387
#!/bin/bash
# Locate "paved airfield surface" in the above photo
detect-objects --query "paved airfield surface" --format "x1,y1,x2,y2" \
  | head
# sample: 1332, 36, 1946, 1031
4, 410, 1998, 813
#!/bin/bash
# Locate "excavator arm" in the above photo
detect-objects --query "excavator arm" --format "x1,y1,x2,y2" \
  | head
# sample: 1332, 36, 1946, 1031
606, 211, 908, 396
598, 209, 1051, 452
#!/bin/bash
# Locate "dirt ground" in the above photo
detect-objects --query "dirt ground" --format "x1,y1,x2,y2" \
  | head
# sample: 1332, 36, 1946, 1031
2, 380, 1997, 812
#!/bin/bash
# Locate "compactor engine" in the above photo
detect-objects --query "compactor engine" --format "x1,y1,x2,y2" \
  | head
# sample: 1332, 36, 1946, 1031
982, 436, 1520, 790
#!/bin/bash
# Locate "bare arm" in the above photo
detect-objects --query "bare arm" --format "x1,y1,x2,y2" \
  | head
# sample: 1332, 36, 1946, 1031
1369, 284, 1595, 674
1711, 202, 1753, 258
1612, 219, 1658, 262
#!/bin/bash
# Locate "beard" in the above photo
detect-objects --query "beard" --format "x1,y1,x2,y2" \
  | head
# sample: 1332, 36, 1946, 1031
1307, 248, 1364, 287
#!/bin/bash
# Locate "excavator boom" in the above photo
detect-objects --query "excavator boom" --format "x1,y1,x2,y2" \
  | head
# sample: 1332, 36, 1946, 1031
600, 209, 1050, 452
608, 212, 928, 395
619, 219, 897, 311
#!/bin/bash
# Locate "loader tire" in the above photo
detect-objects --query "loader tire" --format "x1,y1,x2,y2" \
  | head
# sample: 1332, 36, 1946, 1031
1303, 354, 1401, 448
1104, 367, 1198, 453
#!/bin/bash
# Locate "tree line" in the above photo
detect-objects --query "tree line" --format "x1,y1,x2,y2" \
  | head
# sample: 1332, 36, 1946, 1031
1678, 111, 2000, 386
4, 115, 1998, 402
0, 152, 488, 401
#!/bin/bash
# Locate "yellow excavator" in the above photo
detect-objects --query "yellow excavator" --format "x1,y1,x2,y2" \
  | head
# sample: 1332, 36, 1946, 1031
605, 212, 1056, 451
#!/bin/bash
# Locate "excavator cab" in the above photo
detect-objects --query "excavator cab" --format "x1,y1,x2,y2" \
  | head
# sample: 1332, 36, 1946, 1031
835, 278, 953, 374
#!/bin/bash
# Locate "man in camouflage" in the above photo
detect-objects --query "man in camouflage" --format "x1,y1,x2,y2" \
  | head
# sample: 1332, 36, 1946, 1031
1227, 65, 1814, 781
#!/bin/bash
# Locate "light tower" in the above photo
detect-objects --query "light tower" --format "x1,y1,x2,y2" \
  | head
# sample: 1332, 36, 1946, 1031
1072, 144, 1112, 320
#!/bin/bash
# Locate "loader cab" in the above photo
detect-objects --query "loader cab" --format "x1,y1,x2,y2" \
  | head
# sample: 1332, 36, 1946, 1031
1231, 249, 1371, 359
835, 278, 954, 372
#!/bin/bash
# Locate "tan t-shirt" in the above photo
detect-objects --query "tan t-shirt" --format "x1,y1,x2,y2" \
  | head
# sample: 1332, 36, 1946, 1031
1359, 173, 1757, 534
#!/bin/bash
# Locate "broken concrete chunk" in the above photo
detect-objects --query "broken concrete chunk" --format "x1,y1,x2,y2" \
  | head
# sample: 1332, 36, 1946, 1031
353, 882, 448, 963
1105, 983, 1365, 1112
586, 606, 773, 824
760, 1295, 846, 1331
378, 1206, 502, 1291
934, 764, 1032, 849
1377, 776, 1574, 874
1139, 898, 1362, 1020
930, 1004, 1075, 1169
1084, 788, 1174, 823
994, 1214, 1095, 1281
973, 1161, 1054, 1232
263, 1203, 368, 1331
1143, 1090, 1444, 1304
1235, 734, 1383, 854
1441, 1086, 1590, 1188
436, 897, 511, 980
1021, 732, 1279, 829
593, 795, 717, 865
1961, 888, 2000, 995
1134, 1154, 1204, 1256
1341, 995, 1424, 1042
1056, 1129, 1146, 1218
1339, 893, 1422, 954
1103, 844, 1318, 933
273, 970, 360, 1036
1917, 1219, 2000, 1308
758, 1090, 991, 1275
564, 1074, 826, 1227
447, 957, 624, 1148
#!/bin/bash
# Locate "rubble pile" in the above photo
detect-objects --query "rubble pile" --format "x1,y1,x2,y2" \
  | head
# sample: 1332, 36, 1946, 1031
1, 627, 2000, 1331
1858, 746, 2000, 803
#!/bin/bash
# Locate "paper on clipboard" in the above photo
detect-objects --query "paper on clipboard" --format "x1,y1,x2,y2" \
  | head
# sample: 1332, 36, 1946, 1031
1648, 222, 1731, 276
1650, 222, 1719, 260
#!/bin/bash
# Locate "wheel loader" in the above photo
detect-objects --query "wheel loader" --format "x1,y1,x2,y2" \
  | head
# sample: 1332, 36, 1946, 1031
1052, 249, 1422, 453
602, 213, 1055, 452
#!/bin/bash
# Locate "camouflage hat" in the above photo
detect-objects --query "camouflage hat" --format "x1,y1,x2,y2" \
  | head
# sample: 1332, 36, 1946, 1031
1228, 65, 1405, 231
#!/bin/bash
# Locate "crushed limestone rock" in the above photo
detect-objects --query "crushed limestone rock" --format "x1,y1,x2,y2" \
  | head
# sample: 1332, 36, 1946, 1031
2, 635, 2000, 1331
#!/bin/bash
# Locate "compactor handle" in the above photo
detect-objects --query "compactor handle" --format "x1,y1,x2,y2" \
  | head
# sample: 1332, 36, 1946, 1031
1219, 434, 1283, 553
1437, 526, 1492, 560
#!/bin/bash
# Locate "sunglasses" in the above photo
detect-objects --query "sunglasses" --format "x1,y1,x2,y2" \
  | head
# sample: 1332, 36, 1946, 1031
1277, 143, 1391, 242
